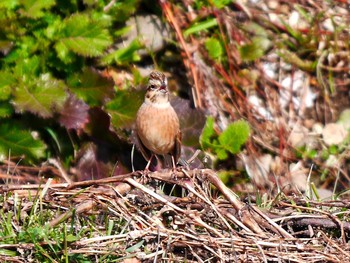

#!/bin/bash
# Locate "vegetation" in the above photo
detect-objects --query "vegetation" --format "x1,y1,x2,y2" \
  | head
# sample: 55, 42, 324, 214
0, 0, 143, 168
1, 0, 350, 261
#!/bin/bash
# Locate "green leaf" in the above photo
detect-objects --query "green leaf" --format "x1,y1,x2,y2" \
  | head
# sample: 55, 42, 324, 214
307, 149, 317, 159
101, 38, 143, 65
20, 0, 55, 18
294, 5, 312, 23
218, 120, 250, 155
184, 18, 218, 37
54, 41, 74, 64
328, 145, 338, 155
13, 73, 67, 118
218, 171, 232, 185
67, 67, 114, 106
212, 0, 231, 8
216, 147, 228, 160
45, 16, 62, 40
0, 122, 46, 161
0, 0, 19, 9
0, 71, 15, 100
13, 56, 40, 77
106, 89, 143, 128
113, 25, 132, 38
125, 240, 144, 253
108, 0, 139, 22
205, 37, 223, 60
200, 116, 216, 150
280, 19, 304, 43
0, 103, 13, 117
277, 49, 315, 72
238, 37, 269, 62
57, 14, 112, 57
0, 248, 17, 256
65, 234, 78, 242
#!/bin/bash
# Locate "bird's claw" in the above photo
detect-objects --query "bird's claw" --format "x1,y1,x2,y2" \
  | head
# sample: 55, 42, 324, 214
140, 168, 151, 184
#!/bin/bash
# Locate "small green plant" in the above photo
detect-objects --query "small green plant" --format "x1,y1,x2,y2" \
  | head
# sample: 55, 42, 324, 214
200, 116, 250, 160
0, 1, 143, 165
205, 37, 224, 61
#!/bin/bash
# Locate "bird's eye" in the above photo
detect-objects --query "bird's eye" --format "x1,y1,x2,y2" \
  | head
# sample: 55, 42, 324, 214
148, 85, 156, 90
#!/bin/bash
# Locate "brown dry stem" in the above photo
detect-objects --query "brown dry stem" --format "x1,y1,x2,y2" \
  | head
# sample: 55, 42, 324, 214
2, 168, 350, 261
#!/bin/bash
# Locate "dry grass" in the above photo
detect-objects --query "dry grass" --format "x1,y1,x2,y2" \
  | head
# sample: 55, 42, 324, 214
1, 163, 350, 262
2, 0, 350, 262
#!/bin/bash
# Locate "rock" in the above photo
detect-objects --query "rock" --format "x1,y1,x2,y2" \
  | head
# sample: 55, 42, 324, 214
322, 123, 348, 146
119, 14, 171, 56
338, 108, 350, 130
288, 124, 309, 147
248, 95, 273, 120
289, 161, 307, 192
315, 188, 333, 200
312, 122, 323, 135
241, 154, 273, 187
267, 0, 278, 9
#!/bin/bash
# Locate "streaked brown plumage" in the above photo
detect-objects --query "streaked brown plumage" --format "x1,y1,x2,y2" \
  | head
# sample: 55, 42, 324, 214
135, 71, 181, 169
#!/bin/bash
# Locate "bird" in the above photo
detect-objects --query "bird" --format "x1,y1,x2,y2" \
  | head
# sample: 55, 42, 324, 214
135, 70, 181, 170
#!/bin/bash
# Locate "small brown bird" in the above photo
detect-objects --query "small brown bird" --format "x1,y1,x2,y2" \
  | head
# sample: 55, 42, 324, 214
135, 71, 181, 170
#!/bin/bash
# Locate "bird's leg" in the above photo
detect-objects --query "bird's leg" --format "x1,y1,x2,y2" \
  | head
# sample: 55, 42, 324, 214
170, 155, 179, 180
171, 155, 176, 170
145, 154, 154, 171
140, 154, 154, 184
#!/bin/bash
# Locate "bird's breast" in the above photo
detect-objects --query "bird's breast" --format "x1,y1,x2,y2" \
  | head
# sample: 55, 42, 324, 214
136, 103, 180, 155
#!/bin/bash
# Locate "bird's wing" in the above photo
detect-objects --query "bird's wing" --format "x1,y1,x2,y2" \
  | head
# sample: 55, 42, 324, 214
134, 130, 152, 162
172, 130, 182, 164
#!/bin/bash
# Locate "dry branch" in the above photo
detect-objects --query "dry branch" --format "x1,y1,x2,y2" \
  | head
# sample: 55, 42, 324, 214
2, 168, 350, 261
